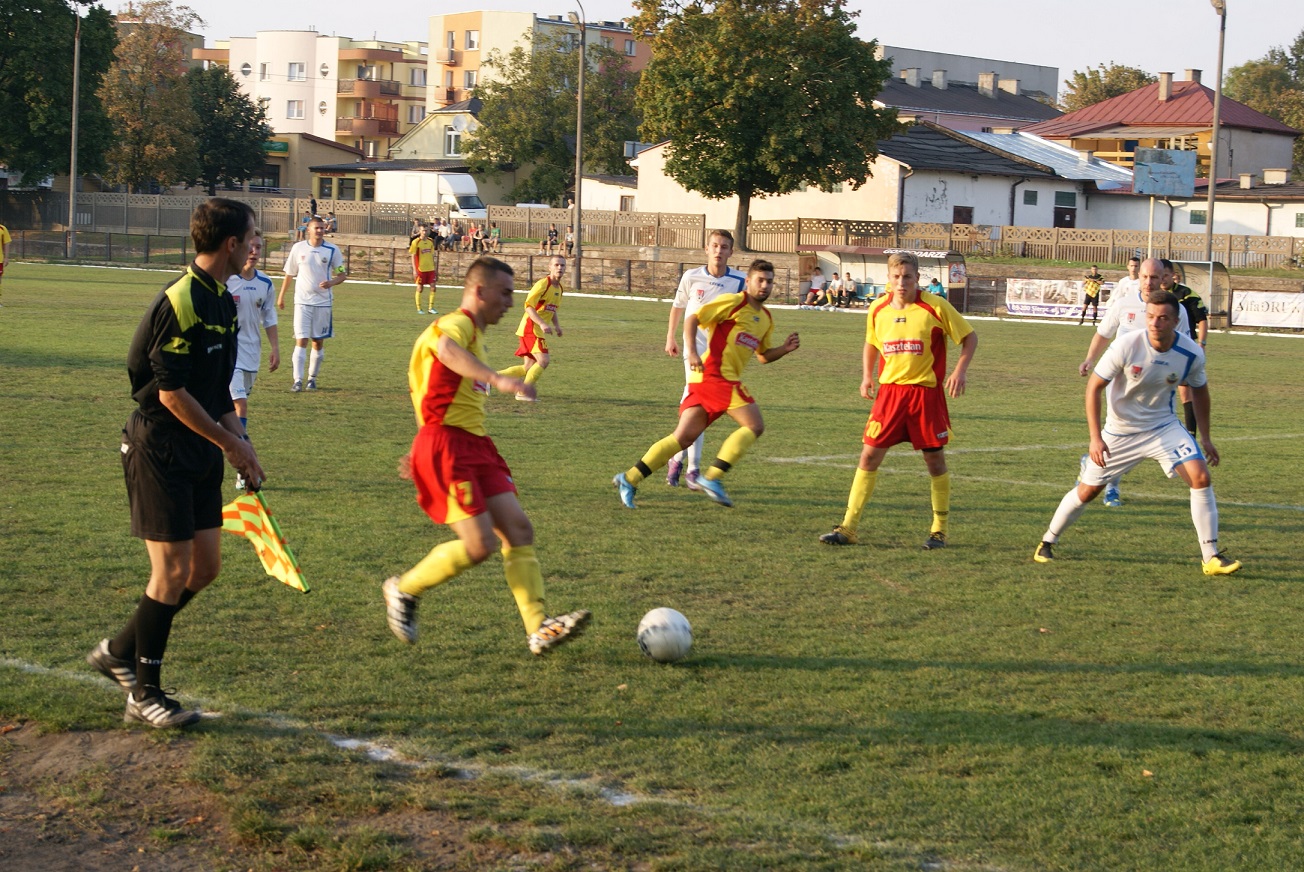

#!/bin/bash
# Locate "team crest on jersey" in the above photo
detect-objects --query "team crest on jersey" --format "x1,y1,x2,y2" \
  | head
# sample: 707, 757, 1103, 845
1125, 313, 1137, 325
1130, 365, 1143, 377
1166, 372, 1179, 384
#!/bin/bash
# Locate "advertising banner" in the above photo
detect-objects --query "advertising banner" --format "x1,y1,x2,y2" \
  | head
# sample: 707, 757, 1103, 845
1005, 278, 1116, 318
1231, 292, 1304, 329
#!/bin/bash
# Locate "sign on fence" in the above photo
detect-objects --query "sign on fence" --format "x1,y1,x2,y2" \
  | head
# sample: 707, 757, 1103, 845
1231, 291, 1304, 329
1005, 278, 1116, 318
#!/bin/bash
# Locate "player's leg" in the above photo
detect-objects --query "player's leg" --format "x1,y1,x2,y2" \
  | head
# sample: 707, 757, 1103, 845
523, 350, 550, 386
415, 280, 424, 313
291, 331, 309, 391
615, 406, 710, 508
307, 336, 326, 389
1173, 454, 1240, 574
697, 401, 763, 507
921, 447, 951, 549
820, 443, 890, 545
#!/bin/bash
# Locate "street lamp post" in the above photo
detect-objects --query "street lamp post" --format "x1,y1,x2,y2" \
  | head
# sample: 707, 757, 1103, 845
1204, 0, 1226, 265
68, 9, 82, 259
568, 4, 586, 290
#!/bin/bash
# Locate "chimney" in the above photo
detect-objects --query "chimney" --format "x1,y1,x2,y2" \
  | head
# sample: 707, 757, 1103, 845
1158, 71, 1173, 101
978, 71, 997, 98
1185, 68, 1202, 84
932, 69, 947, 90
900, 67, 920, 88
1081, 150, 1094, 162
998, 78, 1021, 96
1239, 173, 1257, 189
1263, 168, 1289, 185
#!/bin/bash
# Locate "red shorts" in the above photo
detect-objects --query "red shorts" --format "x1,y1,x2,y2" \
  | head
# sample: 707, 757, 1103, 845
410, 424, 516, 525
863, 383, 951, 450
681, 377, 755, 425
415, 269, 436, 285
0, 262, 6, 277
515, 330, 548, 360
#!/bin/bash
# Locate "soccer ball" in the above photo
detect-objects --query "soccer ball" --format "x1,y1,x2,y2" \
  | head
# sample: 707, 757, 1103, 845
637, 607, 692, 663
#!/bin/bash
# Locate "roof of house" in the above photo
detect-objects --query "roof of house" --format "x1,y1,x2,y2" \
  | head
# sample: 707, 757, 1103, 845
877, 122, 1059, 179
584, 173, 636, 187
428, 96, 482, 116
1025, 80, 1299, 138
960, 130, 1134, 187
877, 78, 1063, 124
307, 159, 471, 173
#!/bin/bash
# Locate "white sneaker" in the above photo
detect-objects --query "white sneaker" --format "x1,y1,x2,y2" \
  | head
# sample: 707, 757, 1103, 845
291, 380, 303, 393
527, 610, 591, 655
383, 577, 418, 643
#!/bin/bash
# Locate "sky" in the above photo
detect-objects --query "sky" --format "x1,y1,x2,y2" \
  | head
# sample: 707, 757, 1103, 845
167, 0, 1302, 101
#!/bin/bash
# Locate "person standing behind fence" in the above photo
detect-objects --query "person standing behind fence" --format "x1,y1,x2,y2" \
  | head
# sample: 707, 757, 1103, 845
278, 217, 346, 393
0, 221, 10, 306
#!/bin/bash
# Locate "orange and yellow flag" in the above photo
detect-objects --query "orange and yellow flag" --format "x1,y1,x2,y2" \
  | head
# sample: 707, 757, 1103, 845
221, 492, 309, 593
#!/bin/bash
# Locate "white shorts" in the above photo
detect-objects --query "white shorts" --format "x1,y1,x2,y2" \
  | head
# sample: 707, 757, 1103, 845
1079, 420, 1204, 485
229, 369, 258, 401
294, 304, 333, 341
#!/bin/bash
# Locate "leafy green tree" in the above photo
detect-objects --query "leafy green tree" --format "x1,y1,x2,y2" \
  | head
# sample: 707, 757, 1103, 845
0, 0, 116, 180
98, 0, 200, 191
465, 28, 641, 205
1226, 30, 1304, 176
631, 0, 899, 249
1060, 63, 1156, 112
183, 66, 271, 195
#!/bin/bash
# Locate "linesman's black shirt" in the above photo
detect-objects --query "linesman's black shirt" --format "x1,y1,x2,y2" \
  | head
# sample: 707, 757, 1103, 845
127, 262, 238, 428
1171, 282, 1209, 340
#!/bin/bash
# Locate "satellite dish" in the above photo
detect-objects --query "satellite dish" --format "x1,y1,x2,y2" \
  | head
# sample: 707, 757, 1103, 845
466, 118, 479, 133
452, 116, 467, 132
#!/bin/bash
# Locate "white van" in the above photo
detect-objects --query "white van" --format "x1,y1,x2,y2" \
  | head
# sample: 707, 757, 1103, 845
374, 171, 488, 222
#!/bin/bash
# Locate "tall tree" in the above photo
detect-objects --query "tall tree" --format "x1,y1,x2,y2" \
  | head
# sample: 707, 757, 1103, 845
183, 66, 272, 195
0, 0, 116, 180
631, 0, 899, 249
465, 28, 641, 205
1226, 31, 1304, 176
98, 0, 201, 191
1060, 63, 1156, 112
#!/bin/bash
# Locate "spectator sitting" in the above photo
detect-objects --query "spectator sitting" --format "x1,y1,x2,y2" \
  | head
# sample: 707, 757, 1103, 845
295, 210, 312, 241
540, 222, 559, 255
823, 272, 843, 309
485, 222, 501, 253
927, 277, 947, 299
564, 225, 575, 256
802, 267, 826, 306
325, 211, 338, 234
471, 223, 486, 253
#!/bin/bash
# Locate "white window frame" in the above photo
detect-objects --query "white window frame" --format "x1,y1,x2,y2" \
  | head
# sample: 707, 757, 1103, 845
286, 100, 305, 120
410, 68, 426, 87
288, 62, 306, 82
259, 62, 270, 81
465, 30, 480, 50
445, 126, 463, 157
407, 105, 426, 124
463, 70, 477, 90
625, 39, 636, 56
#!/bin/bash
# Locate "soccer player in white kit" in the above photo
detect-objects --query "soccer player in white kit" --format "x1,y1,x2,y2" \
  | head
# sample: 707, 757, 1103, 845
1077, 257, 1188, 507
1034, 291, 1240, 576
277, 216, 346, 392
227, 232, 279, 489
663, 229, 746, 491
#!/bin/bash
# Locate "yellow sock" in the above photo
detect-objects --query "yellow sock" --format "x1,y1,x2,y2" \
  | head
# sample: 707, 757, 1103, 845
503, 544, 546, 634
415, 288, 423, 310
498, 364, 528, 379
704, 427, 757, 480
929, 471, 951, 535
627, 434, 683, 485
840, 469, 878, 533
523, 364, 544, 386
399, 539, 474, 597
427, 293, 437, 310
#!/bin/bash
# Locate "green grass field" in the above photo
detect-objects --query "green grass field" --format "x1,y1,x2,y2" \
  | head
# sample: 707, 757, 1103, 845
2, 262, 1303, 871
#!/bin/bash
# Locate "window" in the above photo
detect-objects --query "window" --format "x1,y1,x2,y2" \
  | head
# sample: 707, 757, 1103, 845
446, 31, 455, 50
619, 195, 634, 212
463, 70, 477, 89
625, 39, 636, 56
444, 70, 454, 89
410, 68, 426, 87
952, 206, 974, 225
1054, 191, 1077, 208
356, 65, 376, 81
445, 125, 462, 156
361, 179, 375, 201
408, 105, 426, 124
286, 100, 305, 119
465, 30, 479, 50
318, 178, 334, 200
249, 165, 280, 190
363, 140, 379, 158
288, 62, 306, 82
338, 178, 357, 200
259, 63, 270, 81
1190, 210, 1207, 226
601, 36, 613, 50
1295, 212, 1304, 228
1023, 190, 1038, 206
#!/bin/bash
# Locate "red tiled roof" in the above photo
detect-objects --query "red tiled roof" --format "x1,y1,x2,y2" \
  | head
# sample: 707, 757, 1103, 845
1025, 80, 1299, 138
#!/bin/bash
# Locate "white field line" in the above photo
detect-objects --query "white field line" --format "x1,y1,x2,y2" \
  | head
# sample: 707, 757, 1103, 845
769, 432, 1304, 513
0, 658, 645, 808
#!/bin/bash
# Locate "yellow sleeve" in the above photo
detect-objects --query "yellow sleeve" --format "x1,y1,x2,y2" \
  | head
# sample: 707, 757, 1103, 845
408, 239, 420, 255
696, 292, 740, 327
934, 298, 974, 345
524, 278, 549, 310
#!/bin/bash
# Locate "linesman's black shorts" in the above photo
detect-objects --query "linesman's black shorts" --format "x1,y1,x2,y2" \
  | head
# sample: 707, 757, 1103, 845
121, 411, 223, 541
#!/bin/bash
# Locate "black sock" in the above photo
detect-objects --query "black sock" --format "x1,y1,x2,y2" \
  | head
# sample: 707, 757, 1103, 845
133, 594, 181, 697
1183, 401, 1197, 436
109, 588, 196, 661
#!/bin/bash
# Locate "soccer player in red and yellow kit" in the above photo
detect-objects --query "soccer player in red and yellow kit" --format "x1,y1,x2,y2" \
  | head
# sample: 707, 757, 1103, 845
383, 256, 590, 655
408, 224, 438, 314
497, 255, 565, 401
614, 259, 800, 509
820, 251, 977, 549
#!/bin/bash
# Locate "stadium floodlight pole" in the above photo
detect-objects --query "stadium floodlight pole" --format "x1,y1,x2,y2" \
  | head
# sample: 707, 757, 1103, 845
1204, 0, 1226, 275
68, 8, 82, 259
568, 3, 586, 290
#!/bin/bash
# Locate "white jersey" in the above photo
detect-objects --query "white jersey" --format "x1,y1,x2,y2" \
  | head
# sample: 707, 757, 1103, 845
672, 265, 746, 356
228, 269, 277, 372
284, 240, 344, 307
1094, 329, 1207, 435
1096, 284, 1188, 341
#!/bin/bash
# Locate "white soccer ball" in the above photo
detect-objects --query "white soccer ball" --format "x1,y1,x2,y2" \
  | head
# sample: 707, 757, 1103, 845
637, 607, 692, 663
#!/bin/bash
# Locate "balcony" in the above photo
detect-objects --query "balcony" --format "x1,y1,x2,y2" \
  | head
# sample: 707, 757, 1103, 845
336, 116, 399, 136
338, 78, 402, 98
435, 48, 457, 65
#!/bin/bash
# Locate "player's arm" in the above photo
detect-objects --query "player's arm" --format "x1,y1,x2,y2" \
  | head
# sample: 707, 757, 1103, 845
861, 343, 879, 400
944, 331, 977, 398
160, 388, 264, 486
1085, 373, 1109, 467
759, 332, 800, 363
277, 273, 292, 310
434, 333, 534, 400
524, 303, 550, 334
1191, 382, 1218, 465
665, 304, 684, 356
685, 312, 704, 371
551, 310, 563, 338
1079, 331, 1110, 377
265, 324, 280, 372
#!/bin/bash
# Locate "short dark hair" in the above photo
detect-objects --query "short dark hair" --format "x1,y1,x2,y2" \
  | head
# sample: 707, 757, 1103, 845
747, 258, 774, 276
1148, 290, 1180, 316
191, 198, 254, 255
1159, 258, 1175, 271
465, 255, 513, 288
708, 228, 735, 246
1128, 255, 1141, 264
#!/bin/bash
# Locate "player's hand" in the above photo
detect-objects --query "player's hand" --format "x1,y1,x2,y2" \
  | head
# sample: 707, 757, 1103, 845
542, 323, 554, 335
783, 332, 800, 353
1202, 438, 1220, 467
276, 295, 286, 310
554, 325, 563, 338
226, 439, 265, 491
268, 349, 280, 373
687, 351, 703, 373
860, 378, 876, 400
665, 338, 679, 357
1088, 436, 1108, 468
1078, 360, 1093, 377
319, 280, 331, 290
945, 368, 968, 398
